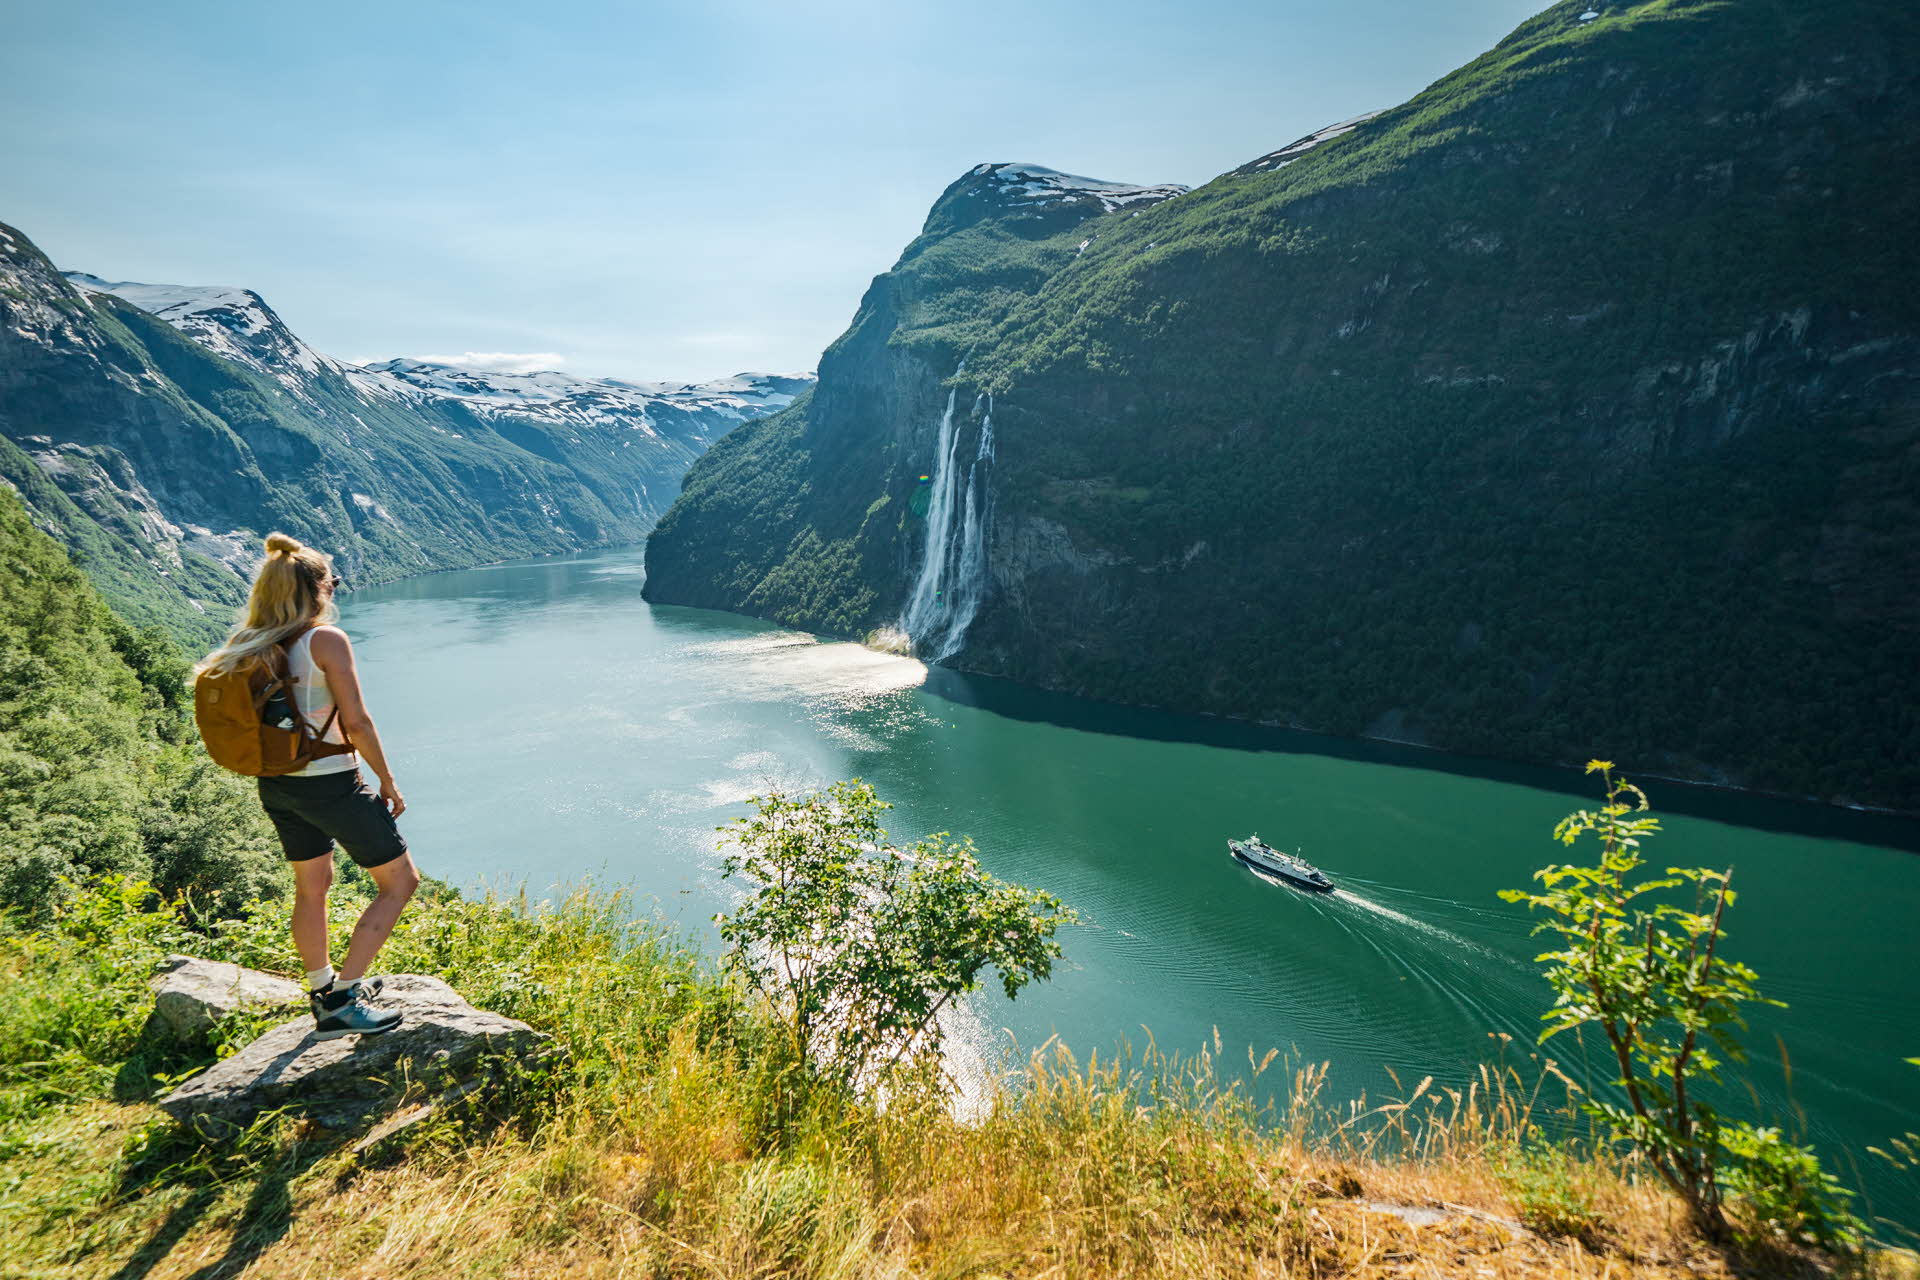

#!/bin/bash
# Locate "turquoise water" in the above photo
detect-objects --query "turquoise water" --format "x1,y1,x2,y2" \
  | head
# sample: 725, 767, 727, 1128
340, 547, 1920, 1228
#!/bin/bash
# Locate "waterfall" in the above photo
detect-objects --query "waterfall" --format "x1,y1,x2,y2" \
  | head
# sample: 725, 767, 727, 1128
899, 387, 995, 661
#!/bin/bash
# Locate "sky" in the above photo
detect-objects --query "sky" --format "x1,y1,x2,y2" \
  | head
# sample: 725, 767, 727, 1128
3, 0, 1545, 383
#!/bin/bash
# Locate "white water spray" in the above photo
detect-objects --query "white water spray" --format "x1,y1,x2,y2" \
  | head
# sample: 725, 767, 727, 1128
899, 384, 995, 661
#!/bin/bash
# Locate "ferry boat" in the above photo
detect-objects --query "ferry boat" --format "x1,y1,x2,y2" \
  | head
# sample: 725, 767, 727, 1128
1228, 836, 1334, 893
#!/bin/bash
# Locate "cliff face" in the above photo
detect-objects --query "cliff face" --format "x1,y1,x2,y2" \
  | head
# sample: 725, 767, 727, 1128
0, 223, 806, 643
643, 163, 1183, 633
644, 0, 1920, 811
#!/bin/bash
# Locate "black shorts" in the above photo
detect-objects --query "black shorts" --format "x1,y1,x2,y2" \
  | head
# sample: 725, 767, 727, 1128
257, 768, 409, 869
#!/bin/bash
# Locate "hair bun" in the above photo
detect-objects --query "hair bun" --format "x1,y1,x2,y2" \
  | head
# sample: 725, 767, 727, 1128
264, 532, 303, 556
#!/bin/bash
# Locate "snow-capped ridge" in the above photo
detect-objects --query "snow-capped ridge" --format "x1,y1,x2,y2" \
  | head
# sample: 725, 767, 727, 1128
67, 273, 259, 318
65, 271, 338, 390
60, 269, 813, 439
965, 163, 1189, 213
1236, 111, 1386, 176
366, 358, 808, 408
362, 359, 812, 437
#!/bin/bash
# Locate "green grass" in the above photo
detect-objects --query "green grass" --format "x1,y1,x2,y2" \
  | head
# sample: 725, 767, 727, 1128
0, 878, 1901, 1279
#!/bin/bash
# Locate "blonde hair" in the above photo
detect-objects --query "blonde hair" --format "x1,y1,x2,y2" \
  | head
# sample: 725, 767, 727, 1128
193, 532, 338, 677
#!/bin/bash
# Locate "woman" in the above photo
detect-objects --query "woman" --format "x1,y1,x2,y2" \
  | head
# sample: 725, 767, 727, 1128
194, 532, 421, 1040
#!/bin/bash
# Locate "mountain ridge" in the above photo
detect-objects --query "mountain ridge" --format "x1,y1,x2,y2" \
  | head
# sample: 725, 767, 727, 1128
643, 0, 1920, 811
0, 220, 808, 643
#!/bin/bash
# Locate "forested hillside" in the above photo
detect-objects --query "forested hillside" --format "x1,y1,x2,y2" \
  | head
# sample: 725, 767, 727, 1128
646, 0, 1920, 811
0, 482, 277, 918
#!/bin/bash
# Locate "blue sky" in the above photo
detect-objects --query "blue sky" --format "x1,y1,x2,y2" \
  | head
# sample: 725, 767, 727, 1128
4, 0, 1543, 381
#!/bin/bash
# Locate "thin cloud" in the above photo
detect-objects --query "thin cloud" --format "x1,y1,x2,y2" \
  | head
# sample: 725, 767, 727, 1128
413, 351, 568, 373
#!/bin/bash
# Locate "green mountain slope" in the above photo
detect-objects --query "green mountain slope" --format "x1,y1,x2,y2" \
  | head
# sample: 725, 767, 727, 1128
0, 482, 278, 918
645, 0, 1920, 810
0, 221, 801, 646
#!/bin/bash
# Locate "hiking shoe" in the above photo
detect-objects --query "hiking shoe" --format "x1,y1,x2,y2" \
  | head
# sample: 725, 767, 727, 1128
311, 982, 402, 1041
309, 975, 385, 1001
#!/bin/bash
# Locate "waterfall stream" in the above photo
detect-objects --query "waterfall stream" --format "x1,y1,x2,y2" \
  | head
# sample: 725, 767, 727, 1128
899, 385, 994, 661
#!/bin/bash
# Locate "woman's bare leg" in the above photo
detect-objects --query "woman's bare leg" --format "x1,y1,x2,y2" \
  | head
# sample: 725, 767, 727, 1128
339, 852, 421, 981
290, 855, 334, 977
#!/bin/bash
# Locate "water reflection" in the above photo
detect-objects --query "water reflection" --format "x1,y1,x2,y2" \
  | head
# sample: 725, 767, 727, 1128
918, 666, 1920, 852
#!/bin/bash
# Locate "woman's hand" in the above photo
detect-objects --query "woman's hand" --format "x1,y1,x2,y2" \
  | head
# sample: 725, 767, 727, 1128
377, 776, 407, 818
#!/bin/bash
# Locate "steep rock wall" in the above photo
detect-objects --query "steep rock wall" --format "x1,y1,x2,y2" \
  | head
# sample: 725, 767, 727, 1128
650, 0, 1920, 809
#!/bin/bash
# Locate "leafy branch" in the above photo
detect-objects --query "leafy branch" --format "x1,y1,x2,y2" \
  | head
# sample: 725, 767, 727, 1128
1501, 762, 1859, 1246
715, 780, 1076, 1094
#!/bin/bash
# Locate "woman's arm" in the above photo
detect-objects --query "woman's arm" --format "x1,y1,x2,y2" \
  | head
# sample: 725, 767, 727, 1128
308, 626, 406, 817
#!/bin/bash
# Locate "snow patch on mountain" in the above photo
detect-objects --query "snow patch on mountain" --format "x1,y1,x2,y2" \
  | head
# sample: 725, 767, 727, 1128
1237, 111, 1386, 175
966, 163, 1189, 213
62, 271, 813, 441
411, 351, 569, 374
363, 359, 811, 438
66, 272, 339, 391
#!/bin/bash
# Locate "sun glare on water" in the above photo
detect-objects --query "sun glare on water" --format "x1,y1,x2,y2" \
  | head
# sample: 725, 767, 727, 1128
683, 629, 927, 707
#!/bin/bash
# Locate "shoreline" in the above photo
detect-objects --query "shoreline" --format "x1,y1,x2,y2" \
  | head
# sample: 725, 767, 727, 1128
350, 546, 1920, 834
844, 623, 1920, 832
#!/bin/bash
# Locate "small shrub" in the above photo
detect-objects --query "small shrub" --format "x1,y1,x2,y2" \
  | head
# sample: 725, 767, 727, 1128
716, 779, 1076, 1091
1492, 1141, 1609, 1245
1720, 1123, 1863, 1251
1501, 763, 1854, 1244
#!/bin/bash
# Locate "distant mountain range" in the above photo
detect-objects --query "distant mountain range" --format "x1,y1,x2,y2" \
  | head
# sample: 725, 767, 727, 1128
0, 226, 808, 642
643, 0, 1920, 811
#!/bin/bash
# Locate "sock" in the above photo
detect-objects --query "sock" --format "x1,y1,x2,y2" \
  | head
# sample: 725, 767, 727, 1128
339, 976, 364, 996
306, 964, 335, 993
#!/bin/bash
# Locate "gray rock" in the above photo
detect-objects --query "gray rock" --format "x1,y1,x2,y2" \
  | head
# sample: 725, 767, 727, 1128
158, 974, 546, 1136
148, 954, 304, 1043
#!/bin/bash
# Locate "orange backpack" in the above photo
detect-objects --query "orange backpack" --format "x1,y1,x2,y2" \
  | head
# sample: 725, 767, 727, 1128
193, 629, 356, 777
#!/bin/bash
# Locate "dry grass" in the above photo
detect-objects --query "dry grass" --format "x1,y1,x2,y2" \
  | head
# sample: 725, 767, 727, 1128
3, 883, 1911, 1279
7, 1042, 1909, 1280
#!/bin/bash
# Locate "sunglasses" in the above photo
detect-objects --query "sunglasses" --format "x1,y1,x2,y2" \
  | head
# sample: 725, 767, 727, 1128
326, 575, 344, 591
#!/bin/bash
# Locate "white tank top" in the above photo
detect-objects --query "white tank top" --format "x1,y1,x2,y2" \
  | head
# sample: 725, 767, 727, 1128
283, 629, 358, 777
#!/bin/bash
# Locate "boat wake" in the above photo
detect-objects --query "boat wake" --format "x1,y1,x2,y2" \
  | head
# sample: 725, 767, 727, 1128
1243, 862, 1538, 1037
1329, 886, 1487, 953
1239, 863, 1488, 954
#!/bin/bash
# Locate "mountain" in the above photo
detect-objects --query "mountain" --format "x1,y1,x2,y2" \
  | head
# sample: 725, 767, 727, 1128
0, 222, 808, 644
643, 0, 1920, 811
358, 359, 806, 450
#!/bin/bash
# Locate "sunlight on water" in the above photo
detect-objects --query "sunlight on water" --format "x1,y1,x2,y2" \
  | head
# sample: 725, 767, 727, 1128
678, 630, 928, 706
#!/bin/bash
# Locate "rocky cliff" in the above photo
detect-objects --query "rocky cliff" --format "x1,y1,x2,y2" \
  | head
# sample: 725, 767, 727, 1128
644, 0, 1920, 810
1, 222, 807, 643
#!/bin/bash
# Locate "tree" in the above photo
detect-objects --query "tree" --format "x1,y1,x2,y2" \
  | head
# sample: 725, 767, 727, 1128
1503, 764, 1864, 1247
1501, 763, 1769, 1240
715, 779, 1075, 1090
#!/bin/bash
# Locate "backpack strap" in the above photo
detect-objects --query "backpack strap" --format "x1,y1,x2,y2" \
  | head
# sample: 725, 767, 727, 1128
251, 638, 298, 712
275, 623, 315, 661
281, 626, 357, 761
270, 625, 344, 755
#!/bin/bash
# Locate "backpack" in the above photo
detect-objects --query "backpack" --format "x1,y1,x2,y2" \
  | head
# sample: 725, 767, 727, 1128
193, 628, 356, 777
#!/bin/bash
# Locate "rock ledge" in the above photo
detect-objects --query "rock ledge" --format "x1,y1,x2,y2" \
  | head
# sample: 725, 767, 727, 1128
148, 954, 305, 1044
157, 966, 545, 1136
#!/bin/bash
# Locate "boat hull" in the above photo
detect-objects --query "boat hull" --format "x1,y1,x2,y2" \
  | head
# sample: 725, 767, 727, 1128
1230, 847, 1334, 893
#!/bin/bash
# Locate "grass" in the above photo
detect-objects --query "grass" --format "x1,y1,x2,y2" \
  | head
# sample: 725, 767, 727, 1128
1, 878, 1910, 1279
